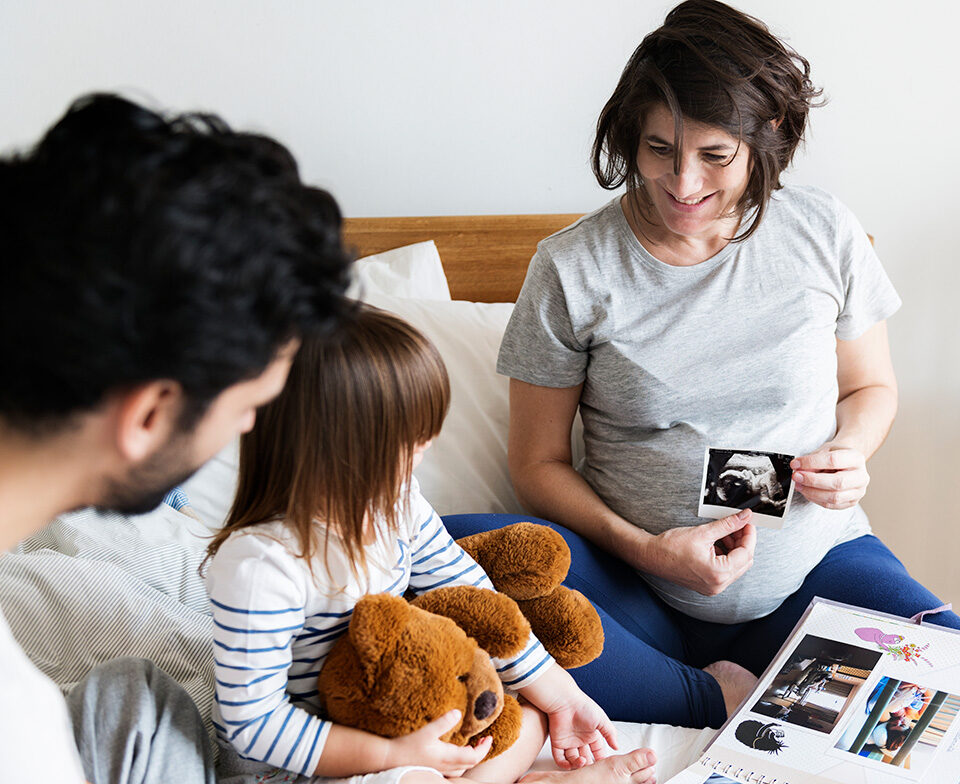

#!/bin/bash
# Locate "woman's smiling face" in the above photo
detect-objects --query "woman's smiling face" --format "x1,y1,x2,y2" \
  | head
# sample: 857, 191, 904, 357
635, 103, 752, 243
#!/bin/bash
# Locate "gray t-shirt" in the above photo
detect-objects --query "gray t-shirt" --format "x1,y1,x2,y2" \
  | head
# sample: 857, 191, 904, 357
497, 185, 901, 624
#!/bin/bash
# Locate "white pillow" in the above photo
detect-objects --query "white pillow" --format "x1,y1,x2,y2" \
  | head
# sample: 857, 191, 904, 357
364, 290, 585, 516
364, 291, 519, 515
180, 437, 240, 530
347, 240, 450, 301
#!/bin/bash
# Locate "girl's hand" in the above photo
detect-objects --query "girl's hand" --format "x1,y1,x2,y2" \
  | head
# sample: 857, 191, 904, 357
387, 710, 491, 776
545, 693, 619, 769
636, 510, 756, 596
520, 664, 618, 769
791, 442, 869, 510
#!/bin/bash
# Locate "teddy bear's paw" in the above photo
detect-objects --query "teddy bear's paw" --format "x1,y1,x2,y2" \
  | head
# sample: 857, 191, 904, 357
470, 693, 524, 760
456, 523, 571, 601
517, 587, 604, 668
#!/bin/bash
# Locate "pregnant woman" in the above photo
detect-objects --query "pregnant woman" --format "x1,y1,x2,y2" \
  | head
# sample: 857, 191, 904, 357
444, 0, 960, 729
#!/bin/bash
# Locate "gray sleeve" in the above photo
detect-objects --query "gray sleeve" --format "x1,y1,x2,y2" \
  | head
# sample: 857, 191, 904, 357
496, 249, 587, 387
834, 199, 902, 340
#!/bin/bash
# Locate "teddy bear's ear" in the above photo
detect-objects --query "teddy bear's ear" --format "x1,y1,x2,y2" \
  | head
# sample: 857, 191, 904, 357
411, 586, 530, 659
349, 594, 409, 665
456, 522, 570, 600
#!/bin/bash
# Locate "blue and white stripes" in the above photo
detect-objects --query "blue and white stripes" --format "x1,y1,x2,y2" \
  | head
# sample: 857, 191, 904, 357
205, 479, 552, 776
207, 539, 329, 775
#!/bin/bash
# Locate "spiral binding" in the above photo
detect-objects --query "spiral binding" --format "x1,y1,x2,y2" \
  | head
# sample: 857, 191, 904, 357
701, 754, 791, 784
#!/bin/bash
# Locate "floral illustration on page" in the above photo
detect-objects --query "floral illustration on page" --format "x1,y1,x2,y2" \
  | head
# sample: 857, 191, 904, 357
855, 627, 933, 666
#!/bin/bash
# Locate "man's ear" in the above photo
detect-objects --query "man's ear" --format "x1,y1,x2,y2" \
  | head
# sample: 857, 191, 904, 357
114, 381, 183, 461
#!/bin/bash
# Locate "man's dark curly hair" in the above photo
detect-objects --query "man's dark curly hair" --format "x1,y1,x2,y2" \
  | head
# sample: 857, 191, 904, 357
0, 93, 353, 434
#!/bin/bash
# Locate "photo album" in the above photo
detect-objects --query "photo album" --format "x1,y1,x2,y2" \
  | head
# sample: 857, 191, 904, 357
664, 599, 960, 784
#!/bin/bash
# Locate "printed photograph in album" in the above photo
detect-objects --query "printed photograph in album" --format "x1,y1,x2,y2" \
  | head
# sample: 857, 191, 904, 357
832, 676, 960, 776
750, 634, 880, 734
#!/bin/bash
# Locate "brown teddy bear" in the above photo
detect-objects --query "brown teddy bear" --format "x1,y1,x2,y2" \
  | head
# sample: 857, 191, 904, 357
455, 522, 604, 668
317, 522, 604, 759
318, 586, 529, 758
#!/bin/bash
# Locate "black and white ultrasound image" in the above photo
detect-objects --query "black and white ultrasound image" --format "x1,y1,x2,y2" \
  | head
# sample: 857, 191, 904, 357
702, 448, 794, 518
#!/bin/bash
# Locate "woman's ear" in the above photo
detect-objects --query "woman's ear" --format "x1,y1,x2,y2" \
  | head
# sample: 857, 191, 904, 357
771, 116, 784, 131
114, 381, 183, 461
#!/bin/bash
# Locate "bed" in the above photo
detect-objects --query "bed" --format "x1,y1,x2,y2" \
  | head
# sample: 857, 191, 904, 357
0, 214, 713, 781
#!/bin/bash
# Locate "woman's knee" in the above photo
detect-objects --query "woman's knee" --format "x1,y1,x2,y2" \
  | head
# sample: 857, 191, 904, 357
442, 513, 638, 597
791, 535, 960, 628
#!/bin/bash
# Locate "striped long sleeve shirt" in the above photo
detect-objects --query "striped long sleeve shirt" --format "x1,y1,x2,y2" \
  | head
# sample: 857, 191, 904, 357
205, 479, 553, 776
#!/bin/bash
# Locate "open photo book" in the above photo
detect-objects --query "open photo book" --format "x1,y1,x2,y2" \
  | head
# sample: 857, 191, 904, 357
664, 599, 960, 784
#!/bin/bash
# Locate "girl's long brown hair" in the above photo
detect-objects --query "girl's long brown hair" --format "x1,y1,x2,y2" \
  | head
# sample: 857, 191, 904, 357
204, 305, 450, 575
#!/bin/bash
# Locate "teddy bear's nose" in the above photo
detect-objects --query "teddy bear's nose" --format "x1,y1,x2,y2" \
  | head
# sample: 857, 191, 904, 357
474, 690, 498, 720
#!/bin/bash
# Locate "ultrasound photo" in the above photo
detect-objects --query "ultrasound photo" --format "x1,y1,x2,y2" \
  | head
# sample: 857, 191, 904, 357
699, 447, 795, 529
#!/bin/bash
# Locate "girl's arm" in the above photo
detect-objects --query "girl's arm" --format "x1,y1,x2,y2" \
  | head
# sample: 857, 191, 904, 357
208, 539, 331, 776
507, 378, 755, 596
517, 662, 618, 769
317, 713, 491, 777
791, 322, 898, 508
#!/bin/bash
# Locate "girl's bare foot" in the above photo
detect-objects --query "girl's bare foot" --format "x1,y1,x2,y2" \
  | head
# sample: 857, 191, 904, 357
519, 749, 656, 784
704, 660, 758, 717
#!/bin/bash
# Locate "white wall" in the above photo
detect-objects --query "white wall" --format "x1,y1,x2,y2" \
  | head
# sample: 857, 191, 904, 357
3, 0, 959, 595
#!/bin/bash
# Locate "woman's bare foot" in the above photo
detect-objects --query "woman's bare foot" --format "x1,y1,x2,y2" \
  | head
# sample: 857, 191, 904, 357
519, 749, 656, 784
704, 660, 758, 717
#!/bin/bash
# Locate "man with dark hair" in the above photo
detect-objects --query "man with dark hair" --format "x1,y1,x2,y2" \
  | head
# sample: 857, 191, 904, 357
0, 93, 352, 783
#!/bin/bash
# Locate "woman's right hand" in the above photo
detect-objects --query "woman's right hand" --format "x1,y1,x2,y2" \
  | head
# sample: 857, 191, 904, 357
387, 710, 492, 776
634, 510, 757, 596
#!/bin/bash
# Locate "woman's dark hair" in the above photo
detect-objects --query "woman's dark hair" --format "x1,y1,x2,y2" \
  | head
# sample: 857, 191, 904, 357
0, 93, 354, 434
592, 0, 823, 240
204, 305, 450, 577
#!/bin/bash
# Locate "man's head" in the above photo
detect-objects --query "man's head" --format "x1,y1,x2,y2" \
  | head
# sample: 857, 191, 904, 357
0, 93, 352, 514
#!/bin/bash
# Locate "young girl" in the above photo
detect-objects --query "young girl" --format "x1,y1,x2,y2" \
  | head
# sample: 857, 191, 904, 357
204, 305, 655, 784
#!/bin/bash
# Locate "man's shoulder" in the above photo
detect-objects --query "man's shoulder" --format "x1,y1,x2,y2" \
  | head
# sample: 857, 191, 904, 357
0, 612, 86, 781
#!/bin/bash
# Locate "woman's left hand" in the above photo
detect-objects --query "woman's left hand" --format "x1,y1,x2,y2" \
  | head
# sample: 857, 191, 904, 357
791, 441, 870, 510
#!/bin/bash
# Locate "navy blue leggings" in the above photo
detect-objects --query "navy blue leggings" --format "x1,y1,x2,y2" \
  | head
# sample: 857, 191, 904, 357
443, 513, 960, 730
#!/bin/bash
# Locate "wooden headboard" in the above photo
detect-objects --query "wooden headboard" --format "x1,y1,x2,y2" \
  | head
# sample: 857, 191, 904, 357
344, 215, 877, 303
342, 214, 581, 303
